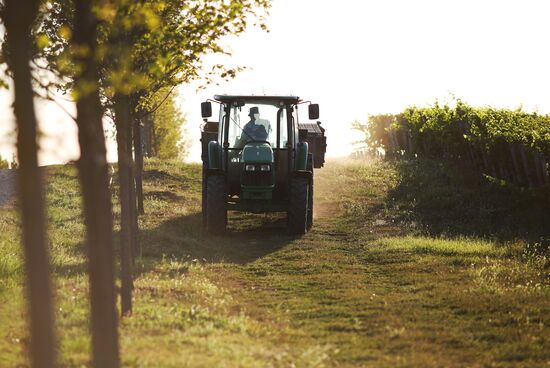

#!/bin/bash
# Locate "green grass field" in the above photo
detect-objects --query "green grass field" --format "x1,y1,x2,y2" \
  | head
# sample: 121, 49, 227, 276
0, 158, 549, 367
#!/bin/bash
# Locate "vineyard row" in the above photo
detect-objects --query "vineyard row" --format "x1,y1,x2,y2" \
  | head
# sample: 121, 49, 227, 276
353, 101, 550, 188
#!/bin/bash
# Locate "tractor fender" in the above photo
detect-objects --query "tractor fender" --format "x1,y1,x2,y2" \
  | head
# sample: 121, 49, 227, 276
206, 168, 225, 177
296, 142, 309, 171
208, 141, 222, 169
292, 170, 312, 182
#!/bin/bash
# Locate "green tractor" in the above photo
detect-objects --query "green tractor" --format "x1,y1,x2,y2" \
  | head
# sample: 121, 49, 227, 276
200, 95, 326, 234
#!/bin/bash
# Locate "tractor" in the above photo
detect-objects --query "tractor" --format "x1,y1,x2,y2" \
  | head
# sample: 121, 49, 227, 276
200, 95, 326, 234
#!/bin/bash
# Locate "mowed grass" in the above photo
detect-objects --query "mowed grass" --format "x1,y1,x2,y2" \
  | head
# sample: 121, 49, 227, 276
0, 157, 549, 367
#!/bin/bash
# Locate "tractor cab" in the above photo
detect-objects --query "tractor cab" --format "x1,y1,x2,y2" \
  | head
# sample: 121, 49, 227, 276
200, 95, 326, 234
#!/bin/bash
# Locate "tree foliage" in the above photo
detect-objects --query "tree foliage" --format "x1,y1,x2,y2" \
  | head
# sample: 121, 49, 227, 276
25, 0, 270, 109
0, 154, 8, 169
356, 99, 550, 188
358, 100, 550, 158
147, 88, 187, 160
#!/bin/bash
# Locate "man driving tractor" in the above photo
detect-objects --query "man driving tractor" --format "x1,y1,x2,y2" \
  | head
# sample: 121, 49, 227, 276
235, 107, 270, 147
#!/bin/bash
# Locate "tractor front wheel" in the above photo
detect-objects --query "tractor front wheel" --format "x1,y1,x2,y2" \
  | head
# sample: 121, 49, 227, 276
206, 174, 227, 234
288, 177, 309, 235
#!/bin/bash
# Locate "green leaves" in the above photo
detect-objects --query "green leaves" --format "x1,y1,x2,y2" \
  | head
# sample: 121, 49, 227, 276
356, 100, 550, 158
11, 0, 271, 111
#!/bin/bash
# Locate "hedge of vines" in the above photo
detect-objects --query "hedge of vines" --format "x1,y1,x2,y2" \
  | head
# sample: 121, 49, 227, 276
353, 100, 550, 188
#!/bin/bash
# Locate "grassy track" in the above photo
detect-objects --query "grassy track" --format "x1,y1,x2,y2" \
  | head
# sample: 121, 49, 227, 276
0, 158, 549, 367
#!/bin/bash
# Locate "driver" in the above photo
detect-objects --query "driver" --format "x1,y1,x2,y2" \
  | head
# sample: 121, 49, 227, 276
235, 107, 268, 147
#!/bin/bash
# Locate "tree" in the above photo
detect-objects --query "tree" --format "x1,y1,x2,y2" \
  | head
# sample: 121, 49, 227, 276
72, 0, 120, 365
98, 0, 271, 314
145, 88, 188, 159
0, 154, 8, 169
113, 92, 135, 316
97, 0, 270, 218
1, 0, 56, 367
18, 0, 272, 317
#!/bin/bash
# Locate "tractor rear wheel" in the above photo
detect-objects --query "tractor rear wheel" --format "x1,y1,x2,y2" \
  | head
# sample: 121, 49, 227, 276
288, 177, 309, 235
307, 175, 314, 231
201, 164, 207, 228
306, 154, 314, 231
206, 174, 226, 234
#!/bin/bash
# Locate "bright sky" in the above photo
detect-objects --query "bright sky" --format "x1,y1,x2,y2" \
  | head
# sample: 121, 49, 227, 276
2, 0, 550, 164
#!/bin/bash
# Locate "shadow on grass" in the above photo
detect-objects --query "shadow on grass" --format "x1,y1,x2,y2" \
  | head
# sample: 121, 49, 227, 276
385, 158, 550, 242
139, 211, 296, 268
53, 210, 294, 280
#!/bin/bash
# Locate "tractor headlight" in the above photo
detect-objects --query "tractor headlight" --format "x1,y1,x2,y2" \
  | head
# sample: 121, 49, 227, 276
245, 164, 256, 171
260, 164, 271, 172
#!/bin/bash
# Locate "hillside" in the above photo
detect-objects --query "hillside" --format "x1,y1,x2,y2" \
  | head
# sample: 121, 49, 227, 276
0, 158, 549, 367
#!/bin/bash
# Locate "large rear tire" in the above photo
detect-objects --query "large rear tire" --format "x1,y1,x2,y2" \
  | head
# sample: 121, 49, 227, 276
306, 154, 314, 231
307, 175, 314, 231
201, 164, 207, 228
288, 177, 309, 235
206, 174, 227, 234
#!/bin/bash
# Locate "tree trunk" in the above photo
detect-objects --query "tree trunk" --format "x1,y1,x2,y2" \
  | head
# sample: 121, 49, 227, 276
142, 114, 151, 157
150, 115, 157, 157
480, 148, 490, 174
73, 1, 120, 366
533, 151, 544, 187
540, 154, 549, 185
142, 116, 150, 157
467, 143, 477, 169
134, 114, 144, 214
2, 1, 57, 367
126, 120, 139, 260
114, 93, 134, 316
497, 162, 505, 181
508, 143, 522, 186
519, 145, 533, 188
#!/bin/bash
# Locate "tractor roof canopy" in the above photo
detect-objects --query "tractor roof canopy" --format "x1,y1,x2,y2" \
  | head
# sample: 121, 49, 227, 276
214, 95, 300, 104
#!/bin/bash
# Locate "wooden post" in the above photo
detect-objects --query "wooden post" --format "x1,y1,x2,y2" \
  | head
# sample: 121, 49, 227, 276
540, 153, 549, 185
508, 143, 523, 186
533, 151, 544, 187
467, 143, 477, 169
519, 145, 533, 188
480, 149, 489, 174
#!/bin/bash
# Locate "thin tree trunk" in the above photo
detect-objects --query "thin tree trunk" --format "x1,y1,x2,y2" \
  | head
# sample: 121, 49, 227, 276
73, 1, 120, 366
421, 138, 428, 156
480, 149, 490, 174
533, 151, 544, 187
127, 120, 139, 260
142, 116, 150, 157
384, 131, 393, 158
134, 115, 144, 214
402, 129, 408, 153
540, 154, 549, 185
114, 93, 133, 316
407, 130, 413, 154
467, 143, 477, 169
508, 143, 522, 186
2, 1, 56, 366
497, 162, 505, 181
519, 145, 533, 188
389, 130, 399, 157
150, 115, 157, 157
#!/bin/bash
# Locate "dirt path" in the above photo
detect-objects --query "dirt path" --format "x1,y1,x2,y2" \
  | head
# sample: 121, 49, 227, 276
0, 169, 15, 207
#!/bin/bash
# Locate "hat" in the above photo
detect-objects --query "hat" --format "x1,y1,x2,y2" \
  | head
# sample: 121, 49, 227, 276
248, 107, 259, 117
